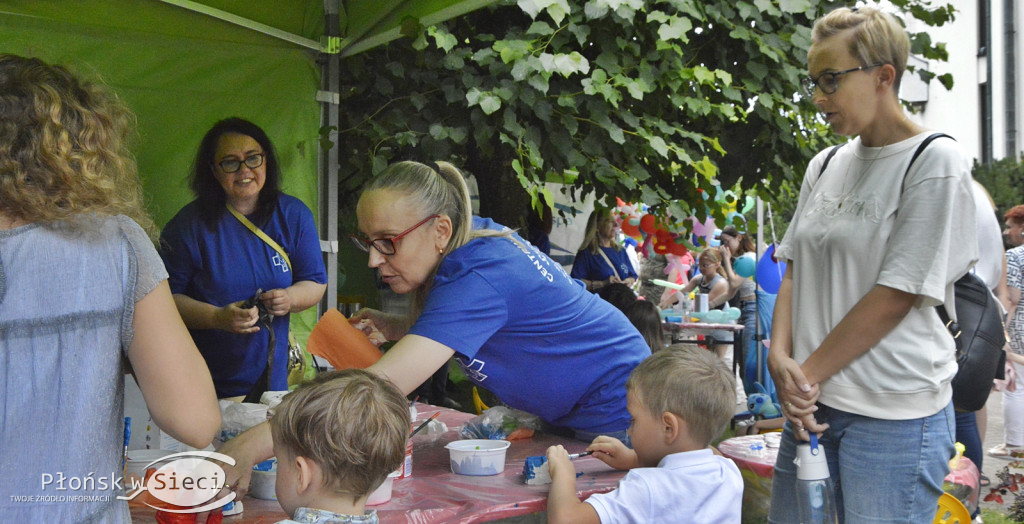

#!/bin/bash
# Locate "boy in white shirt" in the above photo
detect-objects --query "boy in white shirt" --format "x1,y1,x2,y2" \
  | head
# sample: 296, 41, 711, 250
545, 346, 743, 523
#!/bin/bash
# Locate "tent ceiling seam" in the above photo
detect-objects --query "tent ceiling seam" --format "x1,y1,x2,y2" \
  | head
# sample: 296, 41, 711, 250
156, 0, 326, 52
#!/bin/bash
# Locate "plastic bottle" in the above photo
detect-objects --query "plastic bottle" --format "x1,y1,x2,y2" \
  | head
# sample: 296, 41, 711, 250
794, 433, 838, 524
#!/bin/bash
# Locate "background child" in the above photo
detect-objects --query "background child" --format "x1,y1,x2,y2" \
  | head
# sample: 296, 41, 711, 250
623, 299, 666, 352
545, 346, 743, 523
269, 369, 409, 524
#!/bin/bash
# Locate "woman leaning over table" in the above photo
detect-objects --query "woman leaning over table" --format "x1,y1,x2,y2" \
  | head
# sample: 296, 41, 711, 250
159, 118, 327, 399
217, 160, 650, 496
767, 7, 976, 523
570, 207, 637, 292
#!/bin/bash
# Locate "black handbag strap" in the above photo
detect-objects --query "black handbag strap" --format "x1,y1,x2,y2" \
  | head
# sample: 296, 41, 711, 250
892, 133, 958, 338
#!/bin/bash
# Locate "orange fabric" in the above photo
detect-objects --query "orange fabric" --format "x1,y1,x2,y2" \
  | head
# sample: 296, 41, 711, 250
306, 309, 382, 370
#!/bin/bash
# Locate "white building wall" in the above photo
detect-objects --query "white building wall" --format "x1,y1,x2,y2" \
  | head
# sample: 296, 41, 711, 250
905, 1, 1021, 162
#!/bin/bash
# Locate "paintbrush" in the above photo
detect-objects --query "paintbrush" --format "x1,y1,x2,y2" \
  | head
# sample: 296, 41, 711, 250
522, 450, 593, 485
410, 411, 440, 438
122, 417, 131, 475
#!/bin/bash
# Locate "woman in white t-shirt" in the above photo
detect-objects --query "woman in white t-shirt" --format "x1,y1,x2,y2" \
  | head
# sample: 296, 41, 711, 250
766, 7, 977, 523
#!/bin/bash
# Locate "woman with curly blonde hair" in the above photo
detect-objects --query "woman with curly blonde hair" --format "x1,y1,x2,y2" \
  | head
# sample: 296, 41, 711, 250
0, 54, 219, 522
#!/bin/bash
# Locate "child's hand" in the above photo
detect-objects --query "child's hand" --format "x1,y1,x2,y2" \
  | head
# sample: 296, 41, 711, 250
545, 445, 575, 481
588, 435, 639, 471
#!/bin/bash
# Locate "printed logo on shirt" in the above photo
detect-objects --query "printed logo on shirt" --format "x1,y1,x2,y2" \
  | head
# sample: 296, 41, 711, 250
507, 236, 573, 284
272, 253, 290, 273
455, 356, 488, 382
806, 191, 883, 222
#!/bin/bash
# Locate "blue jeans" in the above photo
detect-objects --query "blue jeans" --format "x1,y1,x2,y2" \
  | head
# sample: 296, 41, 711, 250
738, 299, 757, 393
768, 402, 955, 523
954, 410, 983, 475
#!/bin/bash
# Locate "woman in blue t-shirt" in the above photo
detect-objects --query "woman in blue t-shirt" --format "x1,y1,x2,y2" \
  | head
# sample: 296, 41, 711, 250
570, 207, 638, 292
217, 160, 651, 493
346, 161, 649, 439
159, 118, 328, 399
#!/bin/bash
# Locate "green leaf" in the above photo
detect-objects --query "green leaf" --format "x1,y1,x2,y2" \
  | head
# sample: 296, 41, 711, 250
778, 0, 812, 14
526, 21, 555, 35
693, 66, 716, 85
429, 123, 447, 140
938, 73, 954, 90
607, 125, 625, 144
648, 136, 669, 158
480, 94, 502, 115
465, 87, 482, 106
657, 15, 692, 43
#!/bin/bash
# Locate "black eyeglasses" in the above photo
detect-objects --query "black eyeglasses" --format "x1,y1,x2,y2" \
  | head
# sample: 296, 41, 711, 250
217, 153, 265, 174
803, 63, 884, 96
350, 214, 440, 256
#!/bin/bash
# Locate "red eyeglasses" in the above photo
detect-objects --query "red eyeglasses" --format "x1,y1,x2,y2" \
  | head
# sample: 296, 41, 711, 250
350, 214, 440, 256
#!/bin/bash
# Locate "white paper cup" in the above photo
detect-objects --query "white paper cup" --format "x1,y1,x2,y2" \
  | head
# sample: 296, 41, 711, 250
366, 470, 400, 505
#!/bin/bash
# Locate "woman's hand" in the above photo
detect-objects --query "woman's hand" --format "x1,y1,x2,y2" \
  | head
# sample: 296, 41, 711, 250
259, 288, 292, 317
217, 301, 259, 334
719, 245, 733, 267
587, 435, 638, 471
214, 422, 274, 500
349, 308, 410, 342
768, 353, 826, 441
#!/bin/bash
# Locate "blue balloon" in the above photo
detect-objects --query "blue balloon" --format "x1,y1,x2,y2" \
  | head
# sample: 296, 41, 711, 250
756, 244, 787, 294
733, 253, 756, 278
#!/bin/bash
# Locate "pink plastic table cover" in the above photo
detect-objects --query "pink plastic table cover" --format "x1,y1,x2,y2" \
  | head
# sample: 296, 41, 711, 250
130, 405, 626, 523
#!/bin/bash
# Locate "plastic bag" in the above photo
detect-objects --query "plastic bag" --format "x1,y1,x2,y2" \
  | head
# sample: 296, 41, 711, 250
459, 406, 540, 440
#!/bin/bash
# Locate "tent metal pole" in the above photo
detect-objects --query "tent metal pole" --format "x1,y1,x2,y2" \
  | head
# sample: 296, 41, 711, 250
319, 0, 342, 317
157, 0, 326, 52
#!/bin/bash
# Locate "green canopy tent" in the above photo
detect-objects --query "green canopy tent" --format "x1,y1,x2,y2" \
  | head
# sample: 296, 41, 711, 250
0, 0, 495, 340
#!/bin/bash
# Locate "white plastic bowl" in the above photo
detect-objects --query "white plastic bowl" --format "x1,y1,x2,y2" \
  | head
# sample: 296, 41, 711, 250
445, 439, 511, 476
366, 470, 401, 505
249, 459, 277, 500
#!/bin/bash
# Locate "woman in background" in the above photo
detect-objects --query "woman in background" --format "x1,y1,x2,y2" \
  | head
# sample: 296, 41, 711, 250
0, 54, 219, 522
570, 207, 637, 291
717, 225, 758, 394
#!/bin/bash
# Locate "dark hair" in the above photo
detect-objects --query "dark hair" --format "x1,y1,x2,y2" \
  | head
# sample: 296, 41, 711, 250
624, 300, 665, 352
597, 282, 638, 312
189, 117, 281, 228
720, 225, 755, 256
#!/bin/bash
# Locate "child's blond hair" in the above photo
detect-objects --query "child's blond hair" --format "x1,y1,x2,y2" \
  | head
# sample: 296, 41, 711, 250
626, 346, 735, 446
270, 369, 409, 497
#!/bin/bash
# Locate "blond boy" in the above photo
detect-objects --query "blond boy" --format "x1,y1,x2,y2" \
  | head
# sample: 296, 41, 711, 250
269, 369, 409, 524
546, 346, 743, 523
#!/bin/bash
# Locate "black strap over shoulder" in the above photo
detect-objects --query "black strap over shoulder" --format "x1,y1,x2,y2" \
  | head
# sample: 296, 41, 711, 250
817, 144, 845, 177
817, 132, 955, 180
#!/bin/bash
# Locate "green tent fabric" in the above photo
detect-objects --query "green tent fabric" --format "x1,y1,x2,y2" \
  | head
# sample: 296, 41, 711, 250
1, 0, 324, 343
0, 0, 497, 345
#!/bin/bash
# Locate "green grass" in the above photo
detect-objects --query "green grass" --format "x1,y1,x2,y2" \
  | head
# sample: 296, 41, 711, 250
982, 509, 1018, 523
